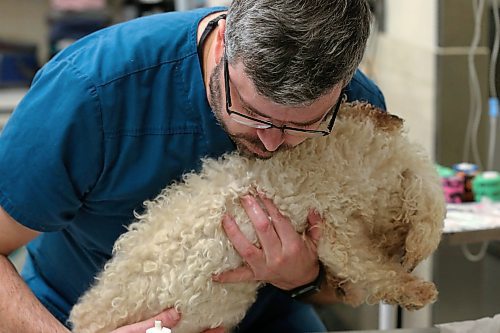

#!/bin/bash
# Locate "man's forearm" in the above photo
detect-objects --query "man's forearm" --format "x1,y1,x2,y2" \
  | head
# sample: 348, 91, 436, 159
0, 255, 70, 333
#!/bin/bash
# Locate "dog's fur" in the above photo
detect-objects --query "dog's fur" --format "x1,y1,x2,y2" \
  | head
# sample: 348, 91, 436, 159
69, 103, 445, 333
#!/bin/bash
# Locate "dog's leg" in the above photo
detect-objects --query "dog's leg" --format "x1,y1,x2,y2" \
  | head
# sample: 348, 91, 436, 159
398, 169, 445, 272
319, 223, 437, 310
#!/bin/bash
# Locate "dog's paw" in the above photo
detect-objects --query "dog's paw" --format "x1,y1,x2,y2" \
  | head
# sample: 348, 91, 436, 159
398, 280, 438, 310
377, 279, 438, 310
401, 253, 423, 273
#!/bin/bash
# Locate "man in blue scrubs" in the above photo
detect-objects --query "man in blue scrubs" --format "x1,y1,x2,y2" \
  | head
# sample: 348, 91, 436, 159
0, 1, 385, 332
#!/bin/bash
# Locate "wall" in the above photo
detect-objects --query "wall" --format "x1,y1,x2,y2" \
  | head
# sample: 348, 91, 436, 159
370, 0, 497, 171
0, 0, 50, 63
367, 0, 438, 158
0, 0, 125, 64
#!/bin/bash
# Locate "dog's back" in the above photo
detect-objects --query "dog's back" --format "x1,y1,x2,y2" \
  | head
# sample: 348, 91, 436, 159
70, 103, 445, 332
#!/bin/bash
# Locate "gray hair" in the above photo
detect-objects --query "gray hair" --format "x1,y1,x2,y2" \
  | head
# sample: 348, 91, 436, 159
225, 0, 372, 105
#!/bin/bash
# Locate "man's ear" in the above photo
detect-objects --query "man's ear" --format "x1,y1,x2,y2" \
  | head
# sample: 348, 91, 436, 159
213, 19, 226, 63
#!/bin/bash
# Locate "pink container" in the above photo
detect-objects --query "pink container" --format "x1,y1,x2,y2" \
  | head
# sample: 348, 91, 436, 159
442, 176, 464, 203
50, 0, 106, 11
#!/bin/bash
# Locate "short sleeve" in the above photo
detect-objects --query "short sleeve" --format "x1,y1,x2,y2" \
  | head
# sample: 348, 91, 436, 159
0, 59, 103, 231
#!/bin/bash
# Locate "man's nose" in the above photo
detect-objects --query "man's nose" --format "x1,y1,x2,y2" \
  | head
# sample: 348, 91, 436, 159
256, 127, 285, 152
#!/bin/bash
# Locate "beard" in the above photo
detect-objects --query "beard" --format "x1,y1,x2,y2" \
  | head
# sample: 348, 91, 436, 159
208, 61, 294, 160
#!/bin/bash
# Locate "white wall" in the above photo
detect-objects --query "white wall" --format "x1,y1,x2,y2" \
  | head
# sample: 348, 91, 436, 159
385, 0, 437, 48
0, 0, 50, 63
367, 0, 438, 158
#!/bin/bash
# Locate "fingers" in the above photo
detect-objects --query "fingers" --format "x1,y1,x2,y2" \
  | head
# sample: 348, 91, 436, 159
222, 214, 258, 261
221, 213, 266, 277
111, 308, 180, 333
257, 193, 322, 250
256, 194, 301, 245
203, 327, 225, 333
110, 307, 225, 333
212, 265, 254, 283
239, 195, 282, 256
153, 308, 181, 328
306, 209, 323, 245
221, 193, 324, 289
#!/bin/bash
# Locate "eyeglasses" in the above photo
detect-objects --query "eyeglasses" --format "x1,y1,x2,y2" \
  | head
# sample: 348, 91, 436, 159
223, 52, 344, 137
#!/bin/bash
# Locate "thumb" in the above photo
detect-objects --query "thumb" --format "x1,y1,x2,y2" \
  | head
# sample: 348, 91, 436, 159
111, 308, 181, 333
306, 209, 323, 244
212, 265, 255, 283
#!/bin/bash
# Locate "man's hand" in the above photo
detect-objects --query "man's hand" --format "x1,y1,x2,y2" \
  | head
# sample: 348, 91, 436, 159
110, 307, 224, 333
215, 193, 323, 290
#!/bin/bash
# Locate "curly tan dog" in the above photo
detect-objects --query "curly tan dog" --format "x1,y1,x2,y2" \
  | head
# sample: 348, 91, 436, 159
69, 103, 445, 333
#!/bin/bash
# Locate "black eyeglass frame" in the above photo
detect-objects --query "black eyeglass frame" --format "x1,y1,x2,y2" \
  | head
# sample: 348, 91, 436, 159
223, 51, 344, 137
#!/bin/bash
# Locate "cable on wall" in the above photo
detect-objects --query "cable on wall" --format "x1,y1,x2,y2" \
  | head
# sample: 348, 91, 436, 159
463, 0, 486, 170
461, 241, 490, 262
488, 0, 499, 171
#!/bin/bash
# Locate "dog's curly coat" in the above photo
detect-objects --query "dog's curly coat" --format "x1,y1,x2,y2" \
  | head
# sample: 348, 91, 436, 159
69, 103, 445, 333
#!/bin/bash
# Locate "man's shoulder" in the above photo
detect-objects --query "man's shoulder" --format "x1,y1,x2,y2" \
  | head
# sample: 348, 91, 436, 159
49, 7, 225, 86
345, 69, 387, 111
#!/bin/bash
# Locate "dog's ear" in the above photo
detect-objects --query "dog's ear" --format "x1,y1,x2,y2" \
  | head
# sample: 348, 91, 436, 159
341, 102, 404, 133
398, 167, 445, 272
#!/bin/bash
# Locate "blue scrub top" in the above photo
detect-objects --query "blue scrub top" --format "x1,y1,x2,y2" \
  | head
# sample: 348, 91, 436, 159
0, 7, 386, 326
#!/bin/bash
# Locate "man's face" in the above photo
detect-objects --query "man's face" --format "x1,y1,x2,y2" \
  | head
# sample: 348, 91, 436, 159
208, 59, 342, 159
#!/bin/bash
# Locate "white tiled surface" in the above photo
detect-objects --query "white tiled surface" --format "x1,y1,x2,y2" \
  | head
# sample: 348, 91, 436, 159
0, 88, 26, 129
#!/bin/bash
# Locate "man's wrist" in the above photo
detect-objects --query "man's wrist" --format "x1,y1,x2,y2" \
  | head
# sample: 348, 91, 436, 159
286, 261, 326, 299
